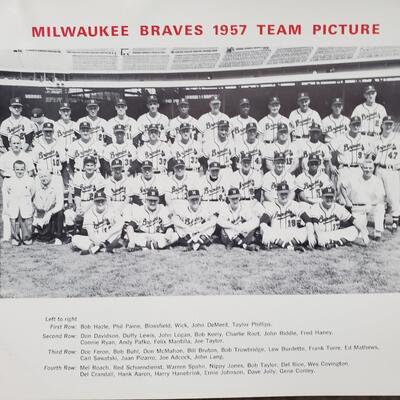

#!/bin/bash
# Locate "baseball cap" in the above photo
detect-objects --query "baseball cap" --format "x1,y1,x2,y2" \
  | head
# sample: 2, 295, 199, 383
274, 152, 286, 162
87, 99, 99, 107
42, 121, 54, 131
217, 120, 229, 129
209, 161, 221, 170
79, 121, 91, 130
146, 188, 159, 200
111, 158, 123, 169
59, 102, 71, 110
277, 182, 290, 192
93, 190, 107, 202
227, 187, 241, 198
10, 97, 23, 107
308, 153, 321, 164
178, 97, 189, 106
350, 116, 362, 125
187, 189, 201, 199
246, 122, 257, 132
364, 84, 376, 94
331, 97, 344, 105
277, 123, 289, 133
113, 124, 125, 134
322, 186, 335, 196
269, 96, 280, 105
309, 122, 322, 132
173, 159, 185, 169
382, 115, 394, 124
141, 160, 153, 169
147, 94, 158, 104
297, 92, 310, 101
31, 108, 44, 118
115, 98, 127, 106
241, 152, 252, 162
148, 123, 160, 133
83, 156, 96, 166
210, 95, 221, 103
179, 123, 191, 131
239, 98, 250, 106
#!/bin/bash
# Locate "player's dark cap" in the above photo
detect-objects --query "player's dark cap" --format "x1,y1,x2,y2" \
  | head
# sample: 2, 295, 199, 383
111, 158, 123, 169
297, 92, 310, 101
241, 152, 252, 162
350, 116, 362, 125
322, 186, 335, 197
309, 122, 322, 132
42, 121, 54, 131
364, 84, 376, 94
173, 159, 185, 169
382, 115, 394, 124
87, 99, 99, 107
187, 189, 201, 199
83, 156, 96, 165
277, 123, 289, 133
59, 102, 71, 110
178, 97, 189, 106
308, 153, 321, 164
217, 119, 229, 128
148, 123, 160, 133
141, 160, 153, 169
79, 121, 91, 130
274, 152, 286, 162
245, 122, 257, 132
147, 94, 158, 104
269, 96, 280, 105
31, 108, 44, 118
210, 95, 221, 103
209, 161, 221, 170
93, 190, 107, 202
277, 182, 290, 193
10, 97, 23, 107
146, 188, 159, 200
113, 124, 125, 133
227, 187, 241, 198
239, 98, 250, 106
331, 97, 344, 105
179, 123, 191, 132
115, 97, 127, 106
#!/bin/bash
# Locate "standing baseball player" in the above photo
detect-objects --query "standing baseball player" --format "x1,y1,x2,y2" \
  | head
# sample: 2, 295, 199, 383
371, 115, 400, 232
352, 84, 387, 141
217, 187, 260, 251
106, 97, 138, 144
258, 96, 291, 144
229, 98, 257, 143
76, 99, 109, 146
31, 107, 53, 148
136, 94, 169, 145
54, 102, 78, 152
0, 97, 34, 152
321, 97, 350, 144
104, 159, 129, 215
289, 92, 321, 141
172, 189, 217, 251
169, 97, 199, 143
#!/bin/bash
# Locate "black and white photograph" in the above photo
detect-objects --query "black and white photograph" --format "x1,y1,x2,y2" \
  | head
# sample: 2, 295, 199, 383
1, 46, 400, 298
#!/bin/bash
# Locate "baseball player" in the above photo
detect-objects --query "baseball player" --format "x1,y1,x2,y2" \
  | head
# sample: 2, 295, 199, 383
260, 182, 315, 251
125, 160, 166, 206
31, 107, 53, 148
217, 187, 260, 251
262, 152, 296, 202
106, 97, 138, 144
136, 124, 172, 175
2, 160, 36, 246
0, 97, 34, 151
289, 92, 322, 141
169, 97, 199, 142
136, 94, 169, 145
123, 188, 178, 251
71, 190, 124, 255
103, 123, 137, 176
321, 97, 350, 144
340, 159, 385, 240
197, 95, 229, 145
295, 153, 332, 206
76, 99, 109, 146
202, 120, 236, 180
264, 123, 299, 173
258, 96, 291, 144
352, 84, 387, 141
172, 189, 217, 251
310, 186, 369, 248
234, 122, 264, 172
104, 159, 129, 215
229, 98, 257, 143
54, 102, 78, 151
67, 121, 104, 175
30, 121, 67, 176
170, 122, 203, 175
371, 115, 400, 232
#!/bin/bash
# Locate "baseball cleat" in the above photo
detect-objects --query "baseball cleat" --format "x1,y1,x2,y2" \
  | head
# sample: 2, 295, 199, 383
11, 239, 20, 246
89, 245, 101, 254
54, 238, 62, 246
392, 223, 398, 233
246, 244, 259, 252
23, 239, 33, 246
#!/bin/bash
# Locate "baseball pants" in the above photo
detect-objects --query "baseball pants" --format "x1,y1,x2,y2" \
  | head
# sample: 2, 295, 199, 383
261, 225, 308, 245
375, 167, 400, 218
71, 229, 122, 252
352, 204, 385, 232
222, 218, 260, 241
316, 226, 358, 245
131, 232, 179, 249
175, 225, 216, 240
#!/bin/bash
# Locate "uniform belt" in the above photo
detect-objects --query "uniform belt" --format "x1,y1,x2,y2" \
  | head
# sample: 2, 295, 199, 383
207, 199, 221, 202
378, 164, 399, 170
153, 170, 162, 174
342, 164, 359, 168
241, 197, 252, 200
219, 165, 228, 169
361, 132, 376, 137
352, 203, 366, 207
264, 140, 273, 144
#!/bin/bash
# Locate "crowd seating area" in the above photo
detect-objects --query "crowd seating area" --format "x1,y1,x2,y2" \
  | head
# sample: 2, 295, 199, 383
311, 47, 357, 62
268, 47, 313, 65
219, 47, 271, 68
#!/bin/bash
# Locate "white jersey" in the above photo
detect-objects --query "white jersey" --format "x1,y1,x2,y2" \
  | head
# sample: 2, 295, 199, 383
67, 139, 104, 172
229, 115, 257, 142
198, 111, 229, 143
164, 173, 195, 201
107, 115, 138, 143
0, 115, 34, 147
170, 138, 203, 172
258, 114, 291, 144
76, 116, 108, 146
83, 206, 122, 237
262, 170, 296, 200
198, 174, 230, 202
174, 203, 215, 230
218, 202, 257, 226
289, 108, 322, 140
32, 117, 53, 147
73, 172, 105, 211
261, 200, 308, 230
126, 174, 166, 204
169, 115, 199, 141
231, 169, 262, 200
351, 102, 387, 138
30, 138, 67, 175
371, 133, 400, 169
329, 132, 371, 167
295, 171, 332, 200
341, 174, 385, 206
137, 141, 171, 174
137, 112, 169, 142
322, 114, 350, 143
104, 176, 129, 204
124, 204, 171, 234
295, 139, 331, 170
203, 136, 236, 169
264, 140, 299, 172
0, 150, 34, 177
235, 137, 264, 171
310, 202, 352, 232
54, 119, 78, 150
103, 142, 137, 172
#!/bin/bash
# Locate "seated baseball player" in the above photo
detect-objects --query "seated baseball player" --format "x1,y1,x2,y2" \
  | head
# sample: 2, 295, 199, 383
2, 160, 36, 246
260, 182, 316, 251
104, 158, 129, 215
123, 188, 178, 251
262, 152, 295, 202
172, 189, 217, 251
217, 187, 260, 251
340, 159, 385, 240
125, 160, 166, 206
295, 153, 332, 206
309, 187, 370, 249
72, 156, 105, 234
71, 190, 124, 255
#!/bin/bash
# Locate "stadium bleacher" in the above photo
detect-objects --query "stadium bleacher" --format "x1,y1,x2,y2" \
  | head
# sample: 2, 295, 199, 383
267, 47, 313, 65
311, 47, 357, 62
71, 54, 117, 71
219, 47, 271, 68
358, 46, 400, 59
171, 48, 221, 70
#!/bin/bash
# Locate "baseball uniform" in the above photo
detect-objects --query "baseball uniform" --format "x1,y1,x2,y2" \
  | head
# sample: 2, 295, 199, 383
137, 141, 171, 175
235, 137, 264, 172
107, 115, 138, 143
76, 116, 108, 146
295, 170, 332, 203
0, 150, 34, 178
54, 119, 78, 150
126, 174, 166, 205
258, 114, 291, 144
198, 111, 229, 144
67, 139, 104, 173
289, 108, 322, 141
170, 138, 203, 173
104, 176, 129, 214
264, 140, 299, 172
203, 136, 236, 179
73, 172, 106, 213
31, 138, 67, 175
198, 173, 230, 215
137, 112, 169, 143
103, 141, 137, 173
169, 115, 199, 141
262, 170, 295, 201
229, 115, 257, 143
0, 115, 34, 149
322, 114, 350, 143
352, 102, 387, 139
295, 138, 331, 171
